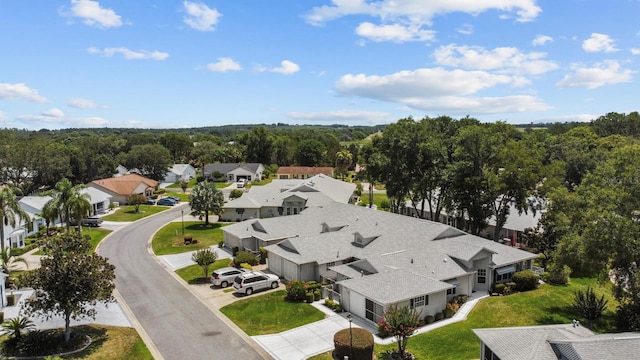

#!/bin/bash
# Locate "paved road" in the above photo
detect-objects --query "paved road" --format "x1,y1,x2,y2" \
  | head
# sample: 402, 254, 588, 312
99, 205, 267, 360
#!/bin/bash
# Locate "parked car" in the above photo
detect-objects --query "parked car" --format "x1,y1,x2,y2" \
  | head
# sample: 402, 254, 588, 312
156, 198, 176, 206
146, 197, 156, 205
211, 267, 248, 288
232, 271, 279, 295
236, 179, 247, 188
167, 196, 181, 203
81, 216, 103, 227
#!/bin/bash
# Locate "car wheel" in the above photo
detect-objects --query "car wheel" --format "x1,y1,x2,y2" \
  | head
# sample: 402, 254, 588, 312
220, 281, 228, 288
271, 281, 278, 289
246, 288, 253, 295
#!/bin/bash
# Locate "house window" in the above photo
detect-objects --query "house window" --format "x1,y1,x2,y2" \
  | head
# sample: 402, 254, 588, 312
477, 269, 487, 284
325, 262, 336, 271
365, 299, 384, 323
410, 295, 427, 309
496, 271, 513, 282
287, 208, 291, 215
483, 344, 501, 360
447, 287, 457, 295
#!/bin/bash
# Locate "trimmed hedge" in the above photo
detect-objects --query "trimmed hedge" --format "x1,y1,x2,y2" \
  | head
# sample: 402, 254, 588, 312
512, 270, 539, 291
234, 251, 259, 266
334, 328, 374, 360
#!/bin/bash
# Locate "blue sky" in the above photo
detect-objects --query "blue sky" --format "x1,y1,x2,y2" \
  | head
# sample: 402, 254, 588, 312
1, 0, 639, 130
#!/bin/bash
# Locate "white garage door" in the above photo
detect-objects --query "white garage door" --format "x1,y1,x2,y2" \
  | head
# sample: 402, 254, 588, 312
270, 254, 282, 276
283, 259, 298, 280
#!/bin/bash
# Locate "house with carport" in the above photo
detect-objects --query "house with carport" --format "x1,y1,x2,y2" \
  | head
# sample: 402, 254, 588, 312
222, 201, 537, 326
163, 164, 196, 184
88, 174, 158, 205
220, 174, 356, 222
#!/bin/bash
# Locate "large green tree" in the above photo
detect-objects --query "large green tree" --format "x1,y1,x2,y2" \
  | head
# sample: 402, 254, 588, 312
189, 181, 224, 226
43, 178, 86, 232
124, 144, 172, 181
0, 186, 29, 252
243, 126, 273, 164
159, 132, 193, 163
295, 139, 326, 167
68, 190, 93, 233
23, 232, 115, 343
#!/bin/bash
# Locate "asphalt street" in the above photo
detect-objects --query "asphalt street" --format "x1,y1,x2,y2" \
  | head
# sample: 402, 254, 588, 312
98, 204, 267, 360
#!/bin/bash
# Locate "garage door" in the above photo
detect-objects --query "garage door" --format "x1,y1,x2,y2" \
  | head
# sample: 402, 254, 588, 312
283, 259, 298, 280
270, 254, 282, 276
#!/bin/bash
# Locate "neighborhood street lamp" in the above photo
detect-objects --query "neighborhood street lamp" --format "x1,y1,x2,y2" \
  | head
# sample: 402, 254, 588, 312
181, 209, 185, 235
346, 313, 353, 360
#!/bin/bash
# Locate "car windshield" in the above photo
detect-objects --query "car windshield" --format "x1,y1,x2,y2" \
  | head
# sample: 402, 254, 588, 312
234, 276, 243, 284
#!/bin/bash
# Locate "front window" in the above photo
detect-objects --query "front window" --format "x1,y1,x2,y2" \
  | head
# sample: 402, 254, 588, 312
410, 295, 428, 309
325, 261, 336, 271
365, 299, 384, 323
477, 269, 487, 284
447, 287, 457, 295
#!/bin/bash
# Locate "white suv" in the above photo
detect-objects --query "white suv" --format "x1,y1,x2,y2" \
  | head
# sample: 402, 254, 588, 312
211, 267, 247, 288
232, 271, 279, 296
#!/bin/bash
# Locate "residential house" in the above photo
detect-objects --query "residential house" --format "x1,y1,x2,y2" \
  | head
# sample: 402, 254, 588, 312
276, 166, 333, 179
203, 163, 264, 183
163, 164, 196, 184
83, 187, 113, 215
223, 201, 537, 326
474, 324, 640, 360
220, 174, 356, 222
0, 272, 8, 308
88, 174, 158, 205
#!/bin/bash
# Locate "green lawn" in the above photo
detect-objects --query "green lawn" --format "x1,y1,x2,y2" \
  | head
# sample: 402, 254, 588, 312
313, 278, 617, 360
248, 177, 273, 187
359, 193, 389, 209
164, 191, 190, 202
81, 227, 112, 253
102, 205, 169, 222
166, 178, 198, 188
220, 290, 326, 335
152, 221, 229, 255
176, 260, 232, 284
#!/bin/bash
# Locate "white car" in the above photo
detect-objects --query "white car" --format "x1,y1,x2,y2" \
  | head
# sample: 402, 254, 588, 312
211, 267, 247, 288
236, 179, 247, 188
232, 271, 279, 296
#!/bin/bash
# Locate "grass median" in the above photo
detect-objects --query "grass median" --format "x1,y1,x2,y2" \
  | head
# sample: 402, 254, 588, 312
102, 205, 169, 222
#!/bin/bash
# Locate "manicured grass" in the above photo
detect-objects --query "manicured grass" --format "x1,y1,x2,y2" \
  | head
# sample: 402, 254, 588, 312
164, 191, 190, 202
220, 290, 326, 335
102, 205, 169, 222
152, 221, 229, 255
166, 178, 198, 188
248, 177, 273, 187
80, 227, 112, 253
214, 182, 230, 189
359, 193, 389, 209
175, 260, 232, 284
0, 325, 152, 360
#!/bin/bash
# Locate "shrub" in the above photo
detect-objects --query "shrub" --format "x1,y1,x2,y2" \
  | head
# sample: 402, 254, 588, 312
218, 240, 224, 248
494, 283, 506, 294
229, 189, 244, 200
443, 308, 455, 318
378, 305, 421, 359
446, 301, 460, 313
334, 328, 374, 360
313, 289, 321, 301
0, 311, 4, 323
377, 319, 390, 337
306, 281, 321, 291
305, 292, 315, 303
240, 263, 253, 271
259, 246, 268, 264
153, 188, 166, 195
324, 298, 343, 312
286, 280, 308, 302
545, 263, 572, 285
512, 270, 539, 291
435, 312, 444, 321
573, 286, 608, 328
234, 251, 259, 266
232, 246, 239, 256
6, 294, 15, 306
424, 315, 435, 324
455, 295, 468, 304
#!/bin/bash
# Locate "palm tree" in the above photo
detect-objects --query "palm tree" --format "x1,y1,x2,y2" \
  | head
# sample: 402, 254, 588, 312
0, 249, 28, 275
44, 178, 87, 232
38, 200, 60, 236
0, 186, 29, 252
2, 316, 34, 340
68, 191, 92, 233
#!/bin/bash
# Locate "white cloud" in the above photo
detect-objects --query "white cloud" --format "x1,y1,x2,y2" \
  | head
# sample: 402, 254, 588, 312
88, 47, 169, 60
183, 1, 221, 32
532, 34, 553, 46
305, 0, 542, 27
631, 48, 640, 55
68, 97, 103, 109
285, 110, 393, 124
16, 113, 111, 128
556, 60, 633, 89
269, 60, 300, 75
433, 44, 558, 75
355, 22, 436, 42
334, 67, 550, 114
457, 24, 473, 35
42, 108, 65, 118
582, 33, 618, 53
206, 57, 242, 72
0, 83, 47, 103
539, 114, 597, 123
0, 111, 7, 123
64, 0, 122, 28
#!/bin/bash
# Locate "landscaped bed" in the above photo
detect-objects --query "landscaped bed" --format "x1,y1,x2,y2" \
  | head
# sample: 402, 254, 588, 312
152, 221, 229, 255
220, 290, 325, 336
